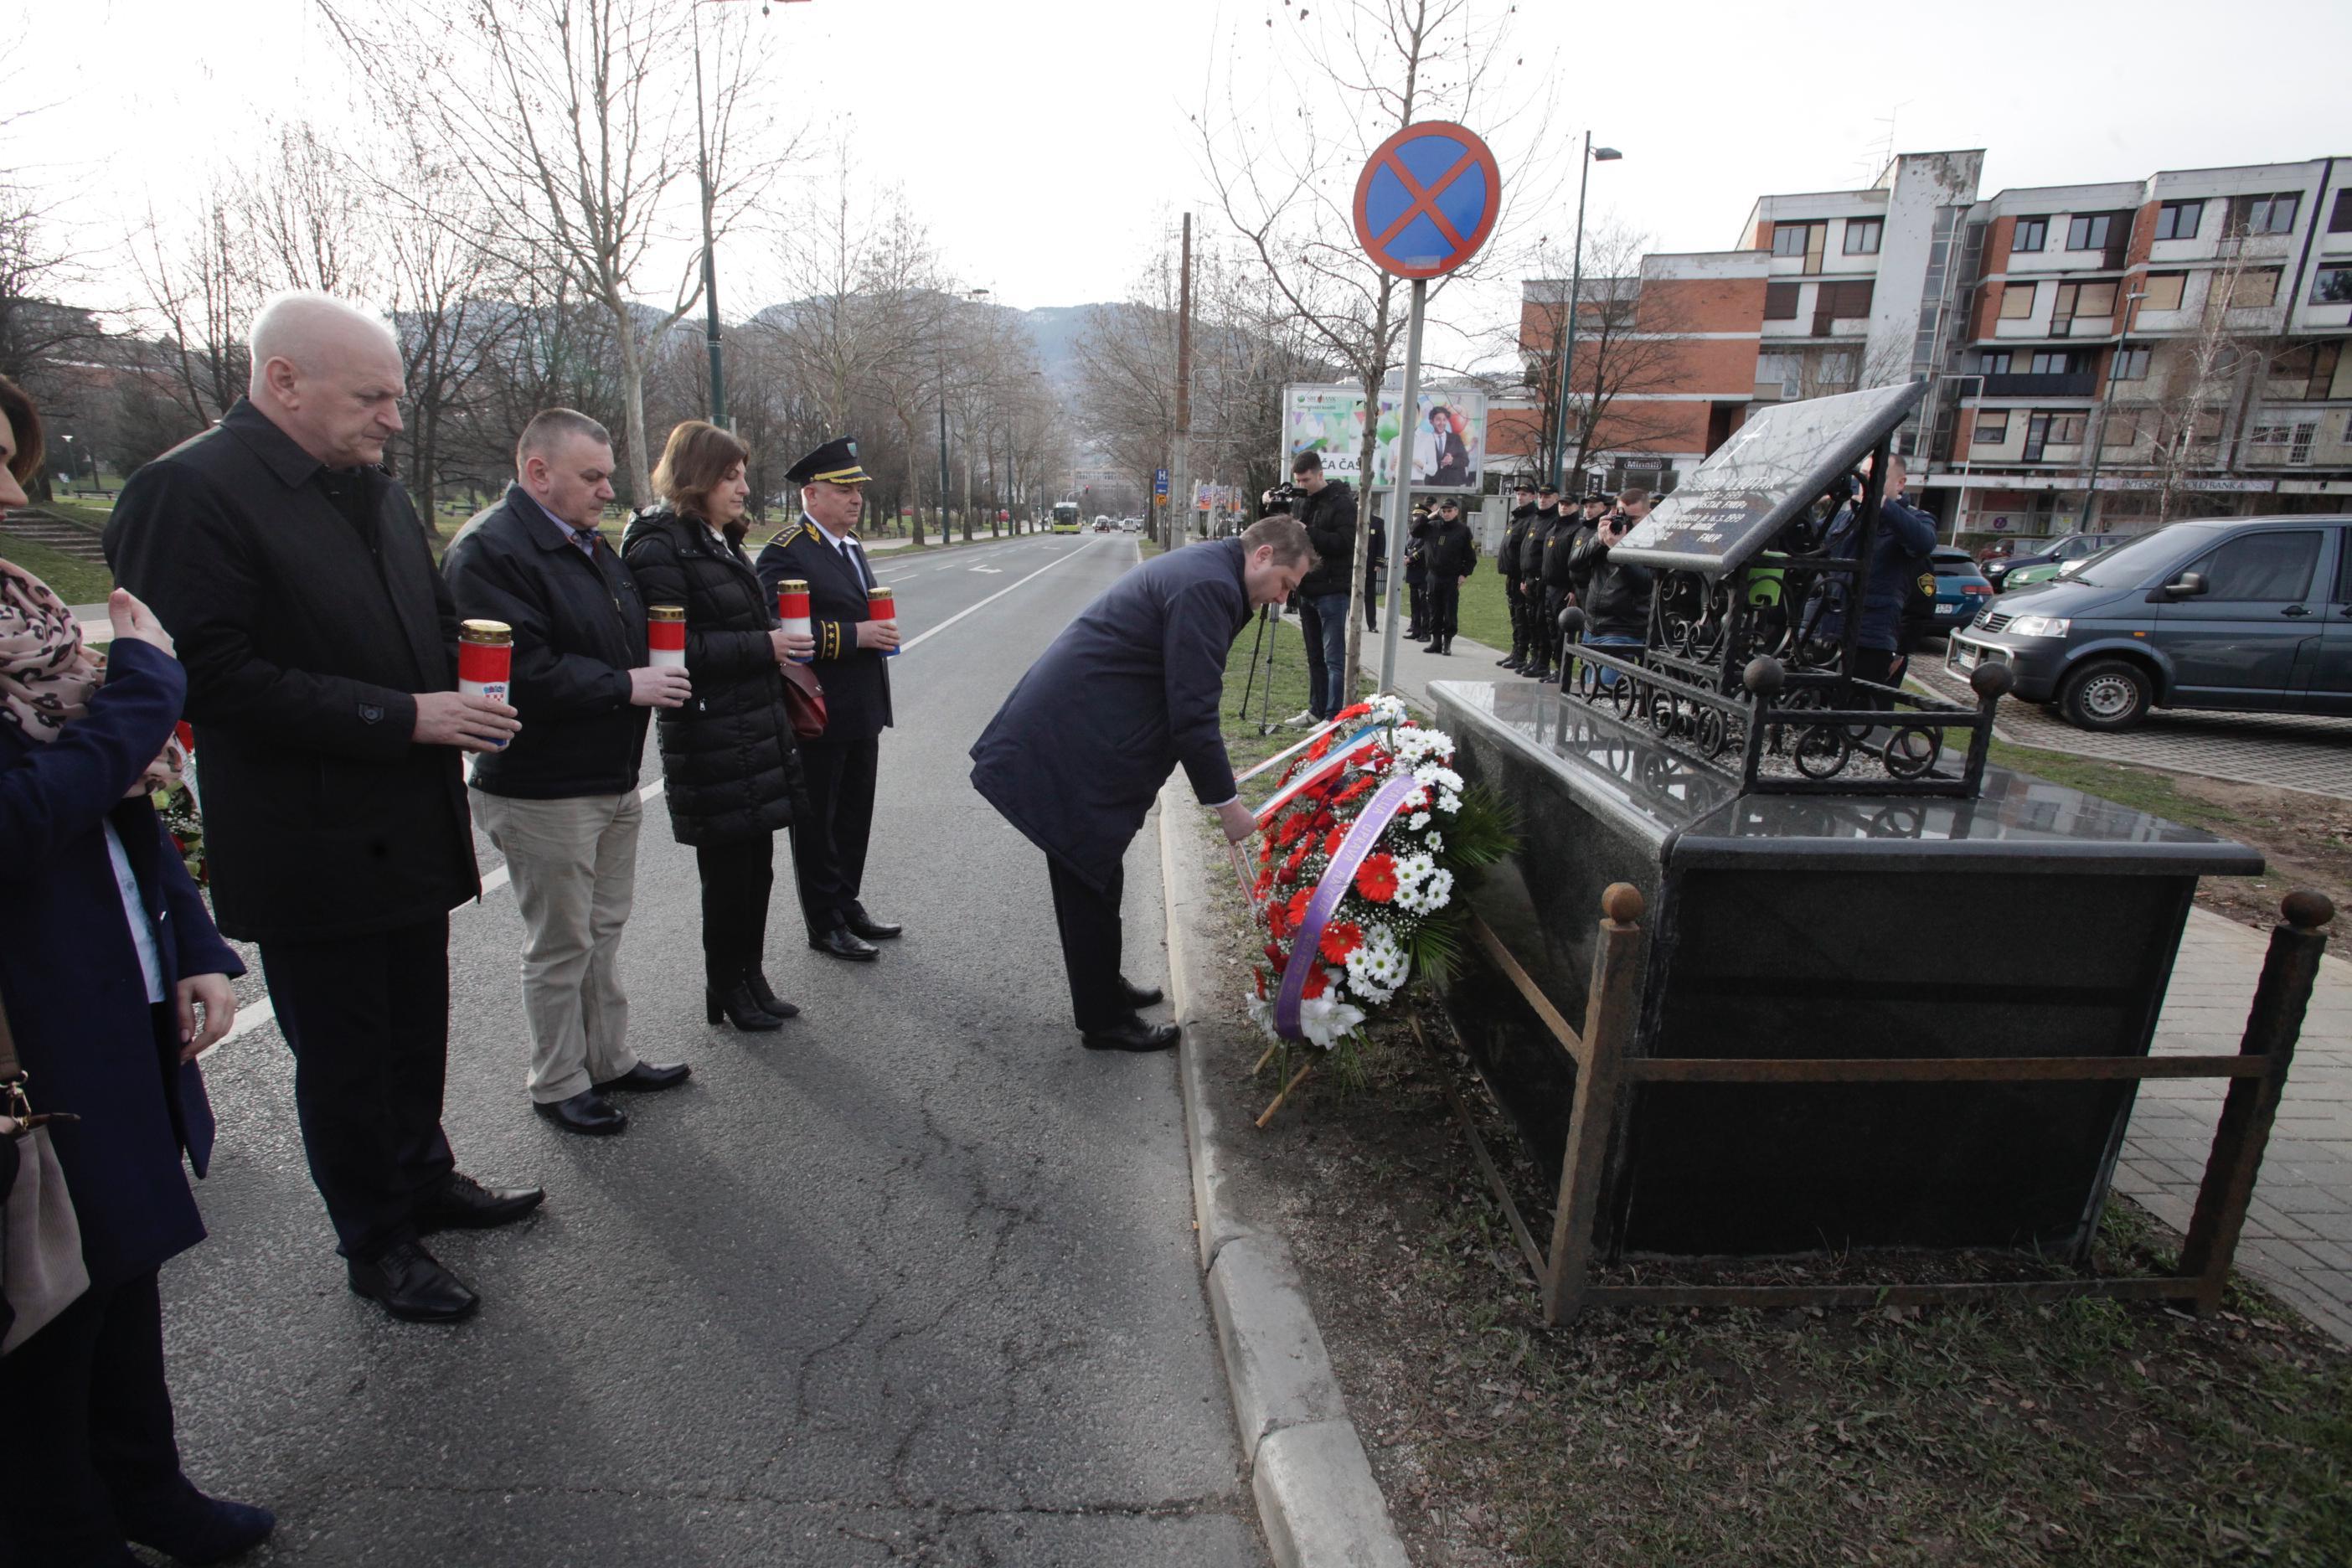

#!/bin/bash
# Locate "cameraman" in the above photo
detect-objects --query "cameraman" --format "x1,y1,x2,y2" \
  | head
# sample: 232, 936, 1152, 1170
1286, 451, 1357, 724
1567, 494, 1653, 687
1404, 503, 1432, 640
1808, 452, 1937, 707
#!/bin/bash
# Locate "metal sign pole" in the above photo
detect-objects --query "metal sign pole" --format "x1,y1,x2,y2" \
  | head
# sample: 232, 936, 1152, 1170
1378, 277, 1428, 695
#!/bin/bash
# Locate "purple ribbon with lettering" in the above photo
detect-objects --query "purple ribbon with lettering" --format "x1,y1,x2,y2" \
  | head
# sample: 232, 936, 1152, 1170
1273, 772, 1425, 1041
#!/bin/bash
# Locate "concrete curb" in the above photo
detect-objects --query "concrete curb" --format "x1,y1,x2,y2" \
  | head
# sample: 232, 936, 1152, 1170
1159, 780, 1413, 1568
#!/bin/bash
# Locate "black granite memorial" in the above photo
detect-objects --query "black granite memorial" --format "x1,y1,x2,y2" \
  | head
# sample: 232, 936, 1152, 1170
1431, 385, 2264, 1266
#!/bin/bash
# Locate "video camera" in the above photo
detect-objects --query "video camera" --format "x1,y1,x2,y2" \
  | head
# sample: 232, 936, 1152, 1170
1261, 482, 1299, 516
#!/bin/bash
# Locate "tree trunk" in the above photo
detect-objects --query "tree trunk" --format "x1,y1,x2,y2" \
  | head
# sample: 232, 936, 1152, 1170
615, 318, 653, 510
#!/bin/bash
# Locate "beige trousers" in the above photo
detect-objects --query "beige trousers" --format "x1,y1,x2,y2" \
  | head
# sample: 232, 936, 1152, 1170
472, 789, 643, 1102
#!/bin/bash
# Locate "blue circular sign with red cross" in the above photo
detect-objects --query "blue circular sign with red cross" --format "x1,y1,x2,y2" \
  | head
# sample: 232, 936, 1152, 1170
1352, 121, 1502, 280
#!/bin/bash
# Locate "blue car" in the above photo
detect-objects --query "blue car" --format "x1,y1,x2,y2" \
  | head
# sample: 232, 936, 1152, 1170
1917, 547, 1994, 641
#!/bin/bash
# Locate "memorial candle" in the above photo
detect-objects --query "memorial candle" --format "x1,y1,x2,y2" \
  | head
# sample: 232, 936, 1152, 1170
868, 585, 898, 657
648, 604, 687, 668
457, 619, 513, 747
776, 579, 812, 663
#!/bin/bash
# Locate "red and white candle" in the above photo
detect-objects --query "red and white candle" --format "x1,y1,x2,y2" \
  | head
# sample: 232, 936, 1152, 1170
869, 585, 899, 658
458, 619, 513, 747
648, 604, 687, 668
777, 580, 813, 663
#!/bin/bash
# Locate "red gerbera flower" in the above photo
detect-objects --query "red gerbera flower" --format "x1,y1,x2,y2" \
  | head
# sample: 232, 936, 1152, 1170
1321, 828, 1345, 858
1286, 889, 1313, 931
1305, 731, 1333, 762
1266, 901, 1289, 939
1354, 853, 1399, 902
1302, 965, 1329, 1000
1318, 920, 1364, 963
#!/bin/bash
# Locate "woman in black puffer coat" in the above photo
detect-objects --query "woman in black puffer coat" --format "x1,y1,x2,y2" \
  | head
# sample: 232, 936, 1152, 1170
622, 421, 812, 1031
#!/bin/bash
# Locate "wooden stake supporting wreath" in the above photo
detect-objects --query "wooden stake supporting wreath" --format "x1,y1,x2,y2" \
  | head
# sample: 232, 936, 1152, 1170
1255, 1059, 1318, 1128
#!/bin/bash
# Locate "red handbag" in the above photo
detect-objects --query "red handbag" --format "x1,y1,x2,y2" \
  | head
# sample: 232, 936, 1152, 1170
781, 661, 827, 740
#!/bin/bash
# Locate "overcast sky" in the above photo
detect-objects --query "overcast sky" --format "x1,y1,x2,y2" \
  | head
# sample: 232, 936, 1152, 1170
13, 0, 2352, 342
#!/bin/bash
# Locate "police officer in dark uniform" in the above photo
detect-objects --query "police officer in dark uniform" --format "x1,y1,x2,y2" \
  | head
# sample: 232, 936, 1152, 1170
1423, 497, 1477, 654
755, 437, 903, 962
1519, 482, 1563, 678
1403, 502, 1432, 640
1495, 480, 1539, 669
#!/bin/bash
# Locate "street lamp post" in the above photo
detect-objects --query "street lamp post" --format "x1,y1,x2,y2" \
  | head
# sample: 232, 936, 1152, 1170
2078, 289, 2148, 528
1548, 134, 1622, 492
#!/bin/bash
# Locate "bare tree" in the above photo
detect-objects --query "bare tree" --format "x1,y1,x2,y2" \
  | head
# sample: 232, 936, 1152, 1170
2147, 249, 2264, 525
1199, 0, 1560, 699
321, 0, 800, 505
132, 184, 254, 434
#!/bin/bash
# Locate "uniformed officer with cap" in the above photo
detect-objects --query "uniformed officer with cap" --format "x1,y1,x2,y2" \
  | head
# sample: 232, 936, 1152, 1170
756, 437, 903, 962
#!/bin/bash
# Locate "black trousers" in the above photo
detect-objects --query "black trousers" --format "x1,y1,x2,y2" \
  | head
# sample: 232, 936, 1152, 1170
1, 1270, 192, 1562
1426, 576, 1461, 640
1406, 577, 1426, 631
1506, 580, 1529, 652
794, 734, 879, 937
1046, 854, 1127, 1032
696, 834, 775, 986
1853, 644, 1903, 712
260, 916, 456, 1260
1362, 570, 1379, 632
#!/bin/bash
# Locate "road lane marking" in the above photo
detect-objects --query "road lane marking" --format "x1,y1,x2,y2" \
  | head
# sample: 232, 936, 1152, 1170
900, 539, 1104, 655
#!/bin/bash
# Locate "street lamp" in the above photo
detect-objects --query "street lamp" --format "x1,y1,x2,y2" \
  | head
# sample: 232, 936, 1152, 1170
1549, 135, 1622, 492
2078, 289, 2148, 528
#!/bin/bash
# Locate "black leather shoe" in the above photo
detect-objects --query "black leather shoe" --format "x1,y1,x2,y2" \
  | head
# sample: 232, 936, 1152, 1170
810, 926, 879, 962
1118, 977, 1165, 1010
348, 1240, 478, 1323
1082, 1018, 1182, 1053
843, 902, 902, 940
595, 1060, 693, 1093
746, 971, 801, 1020
1497, 652, 1522, 668
415, 1171, 544, 1231
534, 1089, 627, 1135
708, 980, 786, 1029
121, 1486, 277, 1566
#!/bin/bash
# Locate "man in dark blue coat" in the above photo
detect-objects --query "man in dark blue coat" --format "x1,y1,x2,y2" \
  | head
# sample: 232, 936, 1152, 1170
1807, 452, 1938, 707
970, 516, 1314, 1053
756, 436, 902, 962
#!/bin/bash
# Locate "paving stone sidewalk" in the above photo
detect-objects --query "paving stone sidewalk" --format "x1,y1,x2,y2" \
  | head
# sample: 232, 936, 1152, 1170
2119, 908, 2352, 1344
1911, 651, 2352, 798
1369, 640, 2352, 1347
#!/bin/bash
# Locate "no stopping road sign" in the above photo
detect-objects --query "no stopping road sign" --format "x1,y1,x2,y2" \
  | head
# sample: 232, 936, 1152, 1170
1352, 121, 1501, 280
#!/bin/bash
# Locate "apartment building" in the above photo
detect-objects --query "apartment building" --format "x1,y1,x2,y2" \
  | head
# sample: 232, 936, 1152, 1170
1500, 150, 2352, 541
1942, 157, 2352, 536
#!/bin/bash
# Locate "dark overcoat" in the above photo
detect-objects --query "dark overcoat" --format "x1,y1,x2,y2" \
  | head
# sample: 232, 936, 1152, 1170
619, 508, 801, 845
0, 639, 241, 1288
102, 399, 477, 943
753, 516, 894, 743
443, 486, 652, 800
970, 539, 1251, 893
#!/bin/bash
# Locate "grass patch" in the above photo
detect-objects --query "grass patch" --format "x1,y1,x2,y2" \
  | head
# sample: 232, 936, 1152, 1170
0, 530, 114, 603
1457, 553, 1514, 650
43, 498, 117, 532
1988, 740, 2248, 834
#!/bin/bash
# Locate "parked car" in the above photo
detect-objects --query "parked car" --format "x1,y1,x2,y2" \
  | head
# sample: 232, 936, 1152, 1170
1982, 531, 2127, 592
1946, 514, 2352, 730
1917, 547, 1995, 640
2000, 542, 2119, 592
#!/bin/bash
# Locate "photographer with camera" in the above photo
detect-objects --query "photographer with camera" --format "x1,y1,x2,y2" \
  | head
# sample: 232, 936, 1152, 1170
1284, 451, 1358, 725
1566, 490, 1654, 687
1804, 452, 1937, 708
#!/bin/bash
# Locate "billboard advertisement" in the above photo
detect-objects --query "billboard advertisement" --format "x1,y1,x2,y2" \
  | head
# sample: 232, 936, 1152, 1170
1283, 384, 1488, 493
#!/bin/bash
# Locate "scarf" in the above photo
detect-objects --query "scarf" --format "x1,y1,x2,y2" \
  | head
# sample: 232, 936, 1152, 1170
0, 559, 183, 795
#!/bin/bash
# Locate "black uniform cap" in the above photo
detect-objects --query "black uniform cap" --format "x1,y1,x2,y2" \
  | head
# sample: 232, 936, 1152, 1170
1536, 482, 1560, 497
787, 436, 870, 486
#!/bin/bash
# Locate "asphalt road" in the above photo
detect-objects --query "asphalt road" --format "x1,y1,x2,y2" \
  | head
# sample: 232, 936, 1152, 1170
161, 532, 1266, 1566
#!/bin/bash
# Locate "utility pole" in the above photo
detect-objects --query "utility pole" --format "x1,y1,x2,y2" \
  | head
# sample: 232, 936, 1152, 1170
1549, 135, 1623, 488
1170, 213, 1194, 548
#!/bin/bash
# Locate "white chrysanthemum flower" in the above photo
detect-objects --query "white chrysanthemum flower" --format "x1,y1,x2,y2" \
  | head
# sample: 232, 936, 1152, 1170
1419, 867, 1454, 910
1406, 811, 1431, 831
1425, 830, 1444, 854
1436, 789, 1462, 816
1393, 852, 1436, 888
1364, 694, 1409, 726
1412, 762, 1465, 795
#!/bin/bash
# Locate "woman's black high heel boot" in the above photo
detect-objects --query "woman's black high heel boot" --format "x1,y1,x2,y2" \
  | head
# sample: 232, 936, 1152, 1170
707, 976, 784, 1030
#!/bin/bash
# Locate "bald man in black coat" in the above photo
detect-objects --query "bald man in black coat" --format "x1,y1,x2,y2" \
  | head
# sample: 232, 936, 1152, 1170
971, 518, 1313, 1052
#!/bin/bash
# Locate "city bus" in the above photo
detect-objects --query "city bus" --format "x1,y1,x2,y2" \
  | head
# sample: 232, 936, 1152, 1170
1050, 502, 1082, 534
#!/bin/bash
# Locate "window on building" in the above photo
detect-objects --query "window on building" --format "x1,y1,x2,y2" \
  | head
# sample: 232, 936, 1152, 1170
2141, 271, 2187, 312
1817, 350, 1859, 388
1999, 281, 2037, 319
1843, 219, 1883, 255
2154, 200, 2204, 240
2029, 350, 2081, 375
2066, 214, 2113, 250
1772, 222, 1822, 257
2044, 411, 2088, 446
2052, 281, 2118, 321
2010, 217, 2048, 252
2332, 189, 2352, 234
2105, 408, 2145, 446
2112, 346, 2152, 381
1756, 351, 1800, 393
2267, 342, 2342, 400
2230, 267, 2283, 308
2312, 266, 2352, 306
1973, 410, 2010, 444
2226, 193, 2301, 236
1978, 350, 2014, 374
1763, 281, 1802, 320
1821, 279, 1875, 319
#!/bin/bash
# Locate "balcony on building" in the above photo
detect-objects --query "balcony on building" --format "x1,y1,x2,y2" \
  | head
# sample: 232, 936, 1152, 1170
1979, 372, 2099, 398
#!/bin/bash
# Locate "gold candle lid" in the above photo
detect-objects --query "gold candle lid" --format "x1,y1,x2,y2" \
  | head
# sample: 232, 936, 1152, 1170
460, 619, 513, 645
649, 604, 687, 621
869, 586, 895, 603
779, 578, 809, 594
